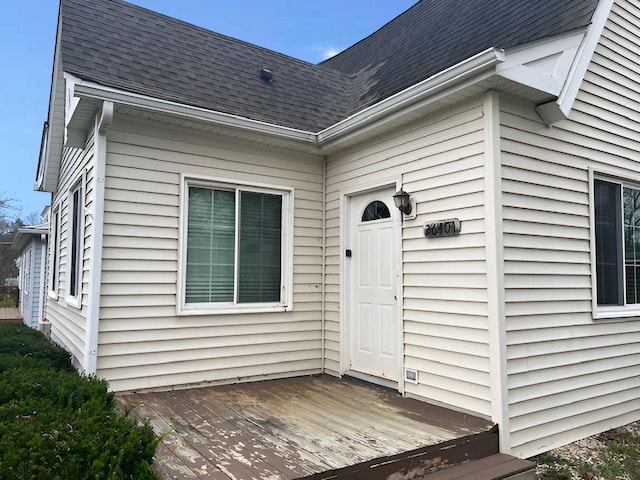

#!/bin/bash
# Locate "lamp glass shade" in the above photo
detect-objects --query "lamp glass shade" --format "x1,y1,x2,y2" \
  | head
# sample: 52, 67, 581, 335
393, 189, 410, 209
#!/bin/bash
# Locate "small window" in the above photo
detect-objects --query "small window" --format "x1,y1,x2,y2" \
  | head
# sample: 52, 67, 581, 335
362, 201, 391, 222
68, 182, 83, 302
23, 248, 32, 296
49, 207, 60, 296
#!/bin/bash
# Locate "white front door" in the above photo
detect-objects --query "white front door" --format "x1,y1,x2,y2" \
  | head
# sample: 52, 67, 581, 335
347, 187, 400, 382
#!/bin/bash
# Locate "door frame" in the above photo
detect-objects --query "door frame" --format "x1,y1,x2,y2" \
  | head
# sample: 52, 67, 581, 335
339, 178, 405, 394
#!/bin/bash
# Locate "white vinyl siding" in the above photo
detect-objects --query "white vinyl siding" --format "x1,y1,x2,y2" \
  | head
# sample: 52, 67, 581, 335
501, 0, 640, 458
325, 99, 493, 417
96, 115, 323, 392
17, 238, 47, 329
45, 130, 96, 369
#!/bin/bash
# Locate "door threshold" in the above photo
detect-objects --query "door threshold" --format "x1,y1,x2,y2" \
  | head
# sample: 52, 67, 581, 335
344, 371, 398, 391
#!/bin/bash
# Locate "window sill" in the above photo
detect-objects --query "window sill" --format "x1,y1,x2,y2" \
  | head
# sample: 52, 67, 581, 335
593, 307, 640, 320
177, 303, 292, 316
48, 291, 58, 301
65, 296, 82, 310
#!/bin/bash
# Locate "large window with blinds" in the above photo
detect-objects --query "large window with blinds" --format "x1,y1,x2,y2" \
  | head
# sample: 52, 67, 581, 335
594, 177, 640, 314
180, 178, 292, 314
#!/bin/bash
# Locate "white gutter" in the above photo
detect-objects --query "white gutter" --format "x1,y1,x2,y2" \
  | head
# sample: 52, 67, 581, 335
72, 82, 317, 144
317, 48, 505, 146
69, 48, 505, 154
83, 101, 113, 376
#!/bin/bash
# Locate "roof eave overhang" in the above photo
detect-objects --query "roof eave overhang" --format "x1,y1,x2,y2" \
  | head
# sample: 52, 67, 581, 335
11, 226, 49, 252
69, 80, 318, 145
51, 1, 613, 174
35, 8, 64, 193
318, 48, 506, 149
64, 48, 507, 156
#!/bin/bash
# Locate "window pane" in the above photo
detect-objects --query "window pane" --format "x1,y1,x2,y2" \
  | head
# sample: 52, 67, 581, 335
624, 187, 640, 304
51, 211, 59, 291
186, 187, 235, 303
594, 180, 622, 305
238, 191, 282, 303
70, 186, 82, 298
362, 201, 391, 222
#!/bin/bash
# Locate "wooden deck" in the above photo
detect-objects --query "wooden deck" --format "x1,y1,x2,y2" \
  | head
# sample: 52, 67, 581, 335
0, 307, 22, 324
117, 375, 497, 480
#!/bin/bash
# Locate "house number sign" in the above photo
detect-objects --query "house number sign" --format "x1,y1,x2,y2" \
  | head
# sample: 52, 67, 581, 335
423, 218, 461, 238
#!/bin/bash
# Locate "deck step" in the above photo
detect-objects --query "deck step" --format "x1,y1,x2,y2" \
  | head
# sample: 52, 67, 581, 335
420, 454, 536, 480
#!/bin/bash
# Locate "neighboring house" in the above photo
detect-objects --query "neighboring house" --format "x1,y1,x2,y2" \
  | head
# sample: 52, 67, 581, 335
12, 223, 49, 329
34, 0, 640, 458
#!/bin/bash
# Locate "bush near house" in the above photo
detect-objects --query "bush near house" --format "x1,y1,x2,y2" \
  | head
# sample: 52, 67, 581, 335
0, 324, 159, 479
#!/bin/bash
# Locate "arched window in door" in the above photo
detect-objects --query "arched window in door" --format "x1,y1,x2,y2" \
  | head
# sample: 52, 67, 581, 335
362, 201, 391, 222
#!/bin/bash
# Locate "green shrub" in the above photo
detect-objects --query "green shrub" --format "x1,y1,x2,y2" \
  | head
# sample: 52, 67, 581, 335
0, 324, 72, 371
0, 324, 158, 479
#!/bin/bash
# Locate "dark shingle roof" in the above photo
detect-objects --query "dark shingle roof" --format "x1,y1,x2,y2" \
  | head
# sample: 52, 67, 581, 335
60, 0, 352, 131
323, 0, 599, 116
59, 0, 599, 131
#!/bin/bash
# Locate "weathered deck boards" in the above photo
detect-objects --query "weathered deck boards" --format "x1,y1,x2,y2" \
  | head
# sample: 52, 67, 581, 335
0, 308, 22, 323
117, 375, 495, 480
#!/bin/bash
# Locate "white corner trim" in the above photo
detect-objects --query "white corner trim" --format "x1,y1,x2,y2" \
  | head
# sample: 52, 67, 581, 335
483, 91, 510, 453
84, 100, 113, 376
557, 0, 615, 117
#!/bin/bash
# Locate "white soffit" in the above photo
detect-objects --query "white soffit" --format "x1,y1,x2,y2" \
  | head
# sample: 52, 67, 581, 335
496, 31, 586, 97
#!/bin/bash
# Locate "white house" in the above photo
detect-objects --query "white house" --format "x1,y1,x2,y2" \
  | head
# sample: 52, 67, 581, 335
35, 0, 640, 458
12, 223, 49, 329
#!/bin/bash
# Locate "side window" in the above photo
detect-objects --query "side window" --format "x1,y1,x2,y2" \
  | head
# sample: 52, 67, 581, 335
594, 178, 640, 308
67, 182, 84, 303
23, 248, 31, 296
49, 207, 60, 296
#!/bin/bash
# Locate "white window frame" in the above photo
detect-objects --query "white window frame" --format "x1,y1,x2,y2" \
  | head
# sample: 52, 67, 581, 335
178, 174, 294, 315
48, 205, 61, 299
23, 247, 32, 297
66, 179, 84, 309
591, 169, 640, 319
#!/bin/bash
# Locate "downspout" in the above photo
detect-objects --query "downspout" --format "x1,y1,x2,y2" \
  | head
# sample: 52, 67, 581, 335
84, 101, 113, 375
321, 157, 327, 372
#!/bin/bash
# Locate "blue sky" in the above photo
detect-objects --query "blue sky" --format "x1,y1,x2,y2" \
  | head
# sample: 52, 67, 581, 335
0, 0, 416, 223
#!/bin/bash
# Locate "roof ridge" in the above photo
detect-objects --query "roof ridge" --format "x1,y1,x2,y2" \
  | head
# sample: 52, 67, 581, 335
319, 1, 420, 69
100, 0, 349, 77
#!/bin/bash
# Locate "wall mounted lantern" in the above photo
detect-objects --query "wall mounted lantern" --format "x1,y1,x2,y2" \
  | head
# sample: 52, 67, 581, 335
393, 189, 412, 215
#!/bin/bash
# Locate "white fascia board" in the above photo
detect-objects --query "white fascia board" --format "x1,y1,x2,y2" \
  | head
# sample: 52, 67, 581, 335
496, 31, 586, 97
71, 81, 318, 144
557, 0, 614, 117
36, 11, 64, 193
536, 0, 615, 124
317, 48, 505, 145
